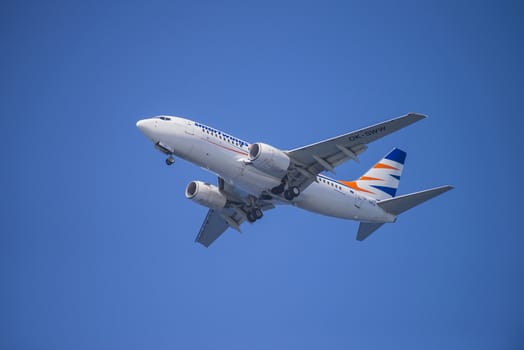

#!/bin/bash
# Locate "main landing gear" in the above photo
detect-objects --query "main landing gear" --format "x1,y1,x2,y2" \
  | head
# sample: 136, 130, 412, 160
284, 186, 300, 201
246, 207, 264, 223
165, 156, 175, 166
271, 176, 301, 201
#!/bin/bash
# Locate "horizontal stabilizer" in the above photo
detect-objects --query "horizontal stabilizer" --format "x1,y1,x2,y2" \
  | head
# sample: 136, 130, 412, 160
377, 185, 454, 216
357, 222, 384, 241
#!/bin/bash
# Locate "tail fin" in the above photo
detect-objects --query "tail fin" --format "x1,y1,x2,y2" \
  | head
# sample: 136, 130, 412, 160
340, 148, 406, 201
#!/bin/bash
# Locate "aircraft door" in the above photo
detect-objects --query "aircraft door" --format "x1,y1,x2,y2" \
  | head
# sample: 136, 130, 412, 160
355, 194, 363, 209
185, 120, 194, 135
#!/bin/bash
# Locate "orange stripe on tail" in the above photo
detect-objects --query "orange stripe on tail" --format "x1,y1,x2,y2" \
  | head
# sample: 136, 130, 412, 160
359, 176, 383, 181
373, 163, 399, 170
339, 181, 375, 194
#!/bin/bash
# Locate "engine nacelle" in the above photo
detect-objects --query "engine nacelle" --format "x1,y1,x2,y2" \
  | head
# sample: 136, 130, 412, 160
248, 143, 290, 179
185, 181, 227, 209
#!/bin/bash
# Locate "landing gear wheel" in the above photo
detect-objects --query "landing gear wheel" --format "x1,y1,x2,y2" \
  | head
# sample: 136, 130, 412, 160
254, 208, 263, 220
165, 156, 175, 166
284, 186, 300, 200
247, 212, 256, 223
247, 208, 263, 222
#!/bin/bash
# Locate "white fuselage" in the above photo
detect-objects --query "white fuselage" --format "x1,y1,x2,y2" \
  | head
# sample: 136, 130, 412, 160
137, 116, 396, 224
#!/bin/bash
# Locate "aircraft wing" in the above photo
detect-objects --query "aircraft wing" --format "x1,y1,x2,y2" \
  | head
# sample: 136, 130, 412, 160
195, 208, 243, 247
195, 179, 275, 247
284, 113, 426, 190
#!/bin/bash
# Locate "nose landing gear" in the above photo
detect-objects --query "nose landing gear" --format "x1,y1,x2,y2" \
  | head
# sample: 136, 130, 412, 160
165, 156, 175, 166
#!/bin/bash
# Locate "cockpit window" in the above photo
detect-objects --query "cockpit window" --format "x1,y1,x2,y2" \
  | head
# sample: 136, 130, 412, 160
158, 116, 171, 121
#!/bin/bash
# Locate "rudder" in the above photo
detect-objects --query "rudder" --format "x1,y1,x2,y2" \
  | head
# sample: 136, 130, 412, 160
340, 148, 406, 201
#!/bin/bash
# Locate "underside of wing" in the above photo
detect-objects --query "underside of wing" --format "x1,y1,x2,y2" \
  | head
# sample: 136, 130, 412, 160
194, 178, 276, 247
284, 113, 426, 190
194, 208, 243, 247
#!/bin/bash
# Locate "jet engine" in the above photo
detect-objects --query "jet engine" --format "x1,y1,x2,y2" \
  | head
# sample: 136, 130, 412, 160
185, 181, 227, 209
248, 143, 290, 179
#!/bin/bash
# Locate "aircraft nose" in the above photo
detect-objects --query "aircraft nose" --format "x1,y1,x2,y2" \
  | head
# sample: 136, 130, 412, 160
136, 119, 155, 140
136, 119, 146, 131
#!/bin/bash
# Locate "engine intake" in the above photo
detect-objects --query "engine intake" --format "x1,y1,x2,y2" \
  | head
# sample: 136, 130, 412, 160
185, 181, 227, 209
248, 143, 290, 179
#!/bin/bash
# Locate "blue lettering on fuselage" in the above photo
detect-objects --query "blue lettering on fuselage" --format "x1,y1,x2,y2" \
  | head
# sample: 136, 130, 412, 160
194, 122, 249, 148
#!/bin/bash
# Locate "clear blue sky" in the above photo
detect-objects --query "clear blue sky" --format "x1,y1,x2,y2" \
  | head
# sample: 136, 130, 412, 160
1, 1, 523, 349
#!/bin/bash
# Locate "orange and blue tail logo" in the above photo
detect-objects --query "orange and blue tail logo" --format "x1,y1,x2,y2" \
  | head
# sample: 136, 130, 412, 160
340, 148, 406, 200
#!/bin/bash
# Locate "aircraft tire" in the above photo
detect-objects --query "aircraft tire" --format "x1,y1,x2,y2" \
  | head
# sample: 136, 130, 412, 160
247, 212, 256, 223
254, 208, 263, 219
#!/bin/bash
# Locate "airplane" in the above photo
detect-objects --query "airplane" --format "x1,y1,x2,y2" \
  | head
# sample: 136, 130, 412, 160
136, 113, 453, 247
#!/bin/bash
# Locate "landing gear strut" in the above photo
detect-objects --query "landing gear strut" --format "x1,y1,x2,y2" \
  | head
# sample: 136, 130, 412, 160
165, 156, 175, 166
271, 176, 301, 200
271, 182, 285, 195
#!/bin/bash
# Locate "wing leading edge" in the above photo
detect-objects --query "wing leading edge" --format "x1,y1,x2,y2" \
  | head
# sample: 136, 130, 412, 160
284, 113, 426, 191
